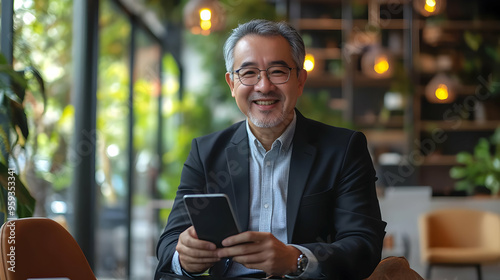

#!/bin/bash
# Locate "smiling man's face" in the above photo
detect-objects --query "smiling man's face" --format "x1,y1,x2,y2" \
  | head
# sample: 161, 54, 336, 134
225, 35, 307, 131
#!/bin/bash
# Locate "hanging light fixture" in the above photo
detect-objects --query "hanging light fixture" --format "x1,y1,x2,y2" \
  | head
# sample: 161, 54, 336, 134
361, 46, 394, 79
304, 54, 315, 72
183, 0, 225, 35
425, 73, 457, 103
413, 0, 446, 17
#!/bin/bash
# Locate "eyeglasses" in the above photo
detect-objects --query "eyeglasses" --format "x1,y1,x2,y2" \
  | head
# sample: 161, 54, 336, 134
233, 66, 296, 86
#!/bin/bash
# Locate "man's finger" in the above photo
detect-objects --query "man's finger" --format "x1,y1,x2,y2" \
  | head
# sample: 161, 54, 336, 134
179, 253, 221, 264
180, 226, 217, 251
221, 231, 264, 247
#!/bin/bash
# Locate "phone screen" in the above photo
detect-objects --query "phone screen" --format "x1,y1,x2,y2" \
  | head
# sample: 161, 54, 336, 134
183, 194, 241, 247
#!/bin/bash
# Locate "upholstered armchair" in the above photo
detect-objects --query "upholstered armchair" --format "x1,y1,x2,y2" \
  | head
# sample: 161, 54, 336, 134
419, 208, 500, 280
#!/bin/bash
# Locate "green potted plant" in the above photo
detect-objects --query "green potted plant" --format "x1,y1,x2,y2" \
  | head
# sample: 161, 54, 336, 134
449, 127, 500, 196
0, 53, 42, 221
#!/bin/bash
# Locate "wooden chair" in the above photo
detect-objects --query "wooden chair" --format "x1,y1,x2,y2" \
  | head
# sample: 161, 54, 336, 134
366, 256, 424, 280
0, 217, 96, 280
419, 208, 500, 280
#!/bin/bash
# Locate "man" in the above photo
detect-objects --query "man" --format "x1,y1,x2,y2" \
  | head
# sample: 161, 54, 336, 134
155, 19, 386, 280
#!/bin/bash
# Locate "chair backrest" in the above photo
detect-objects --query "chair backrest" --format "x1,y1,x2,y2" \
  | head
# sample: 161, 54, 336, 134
481, 211, 500, 250
366, 256, 424, 280
0, 218, 96, 280
420, 208, 500, 249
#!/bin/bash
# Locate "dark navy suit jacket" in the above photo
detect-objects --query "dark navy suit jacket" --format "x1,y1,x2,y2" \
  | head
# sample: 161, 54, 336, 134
155, 110, 386, 280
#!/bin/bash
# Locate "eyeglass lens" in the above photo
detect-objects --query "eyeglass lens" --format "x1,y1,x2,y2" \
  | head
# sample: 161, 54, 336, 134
237, 66, 291, 85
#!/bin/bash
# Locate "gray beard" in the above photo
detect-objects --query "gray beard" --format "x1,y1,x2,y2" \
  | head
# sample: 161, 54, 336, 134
248, 110, 286, 128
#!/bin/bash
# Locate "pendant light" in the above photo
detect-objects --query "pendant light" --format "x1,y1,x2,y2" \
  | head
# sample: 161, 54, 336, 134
183, 0, 225, 35
413, 0, 446, 17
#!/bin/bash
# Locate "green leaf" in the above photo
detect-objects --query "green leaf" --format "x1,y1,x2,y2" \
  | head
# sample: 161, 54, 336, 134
450, 166, 466, 179
485, 174, 500, 195
493, 157, 500, 171
24, 66, 47, 112
456, 152, 473, 164
0, 87, 22, 104
473, 174, 486, 186
0, 67, 27, 91
464, 31, 482, 51
0, 187, 5, 222
485, 46, 500, 62
10, 101, 29, 141
474, 138, 490, 160
491, 127, 500, 145
454, 180, 473, 192
0, 163, 36, 218
0, 126, 10, 163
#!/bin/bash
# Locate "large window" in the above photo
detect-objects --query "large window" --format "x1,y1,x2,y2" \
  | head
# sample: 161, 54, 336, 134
96, 1, 173, 279
10, 0, 75, 222
3, 0, 179, 279
130, 26, 162, 279
95, 0, 131, 277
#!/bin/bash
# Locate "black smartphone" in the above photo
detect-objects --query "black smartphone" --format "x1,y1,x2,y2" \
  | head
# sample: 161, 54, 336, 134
183, 193, 241, 248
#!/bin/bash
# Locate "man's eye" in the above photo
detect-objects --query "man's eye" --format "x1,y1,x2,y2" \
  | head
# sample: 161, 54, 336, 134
240, 70, 257, 77
269, 67, 287, 75
271, 70, 285, 75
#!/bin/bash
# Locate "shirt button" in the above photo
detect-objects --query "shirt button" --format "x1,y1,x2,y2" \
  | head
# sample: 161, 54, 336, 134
266, 161, 271, 166
264, 203, 269, 208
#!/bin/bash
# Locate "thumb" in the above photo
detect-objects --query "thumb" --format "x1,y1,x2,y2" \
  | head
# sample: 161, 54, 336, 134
188, 226, 199, 239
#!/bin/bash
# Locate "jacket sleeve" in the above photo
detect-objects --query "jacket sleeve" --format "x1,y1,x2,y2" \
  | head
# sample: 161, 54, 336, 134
154, 139, 206, 279
301, 131, 386, 280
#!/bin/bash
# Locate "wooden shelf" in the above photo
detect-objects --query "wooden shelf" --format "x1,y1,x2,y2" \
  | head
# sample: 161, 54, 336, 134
355, 116, 405, 129
305, 73, 395, 88
416, 85, 480, 96
304, 75, 342, 87
298, 18, 500, 31
293, 0, 500, 195
298, 19, 342, 30
298, 19, 409, 30
433, 20, 500, 31
421, 155, 457, 166
363, 129, 407, 146
306, 47, 342, 60
420, 120, 500, 132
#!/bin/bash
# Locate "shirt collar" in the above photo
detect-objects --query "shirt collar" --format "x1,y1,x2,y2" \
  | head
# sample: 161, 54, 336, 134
245, 111, 296, 153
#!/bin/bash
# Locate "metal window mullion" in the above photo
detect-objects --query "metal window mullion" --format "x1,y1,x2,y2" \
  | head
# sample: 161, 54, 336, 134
1, 0, 14, 64
126, 15, 137, 280
71, 0, 99, 269
1, 0, 14, 166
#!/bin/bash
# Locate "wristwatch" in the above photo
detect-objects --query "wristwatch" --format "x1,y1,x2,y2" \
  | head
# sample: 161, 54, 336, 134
292, 253, 308, 276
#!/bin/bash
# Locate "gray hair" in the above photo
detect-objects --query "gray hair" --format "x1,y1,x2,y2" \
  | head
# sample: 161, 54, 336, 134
223, 19, 305, 79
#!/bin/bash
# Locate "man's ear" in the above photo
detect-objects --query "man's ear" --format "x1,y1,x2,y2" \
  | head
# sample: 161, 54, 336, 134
297, 68, 308, 97
225, 72, 236, 97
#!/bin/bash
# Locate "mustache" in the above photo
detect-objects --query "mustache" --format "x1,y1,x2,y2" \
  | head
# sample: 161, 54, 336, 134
249, 92, 282, 101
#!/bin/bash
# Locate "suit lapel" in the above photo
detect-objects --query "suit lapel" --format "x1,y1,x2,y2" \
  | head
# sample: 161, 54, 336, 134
287, 112, 317, 242
225, 123, 250, 231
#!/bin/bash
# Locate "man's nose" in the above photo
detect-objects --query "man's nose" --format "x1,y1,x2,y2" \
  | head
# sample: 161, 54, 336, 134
255, 71, 275, 92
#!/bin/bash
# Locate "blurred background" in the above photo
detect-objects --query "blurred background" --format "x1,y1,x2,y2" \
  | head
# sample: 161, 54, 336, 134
1, 0, 499, 279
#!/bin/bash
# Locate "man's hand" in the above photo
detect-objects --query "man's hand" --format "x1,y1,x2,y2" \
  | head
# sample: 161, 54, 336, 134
216, 231, 301, 276
176, 226, 220, 274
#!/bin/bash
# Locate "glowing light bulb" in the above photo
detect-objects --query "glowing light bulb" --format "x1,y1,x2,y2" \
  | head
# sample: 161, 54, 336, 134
424, 0, 437, 13
435, 84, 449, 100
199, 9, 212, 21
374, 56, 390, 74
199, 9, 212, 31
200, 20, 212, 31
304, 54, 315, 72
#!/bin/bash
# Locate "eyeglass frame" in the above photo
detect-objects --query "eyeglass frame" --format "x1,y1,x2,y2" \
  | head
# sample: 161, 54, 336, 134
231, 66, 298, 86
